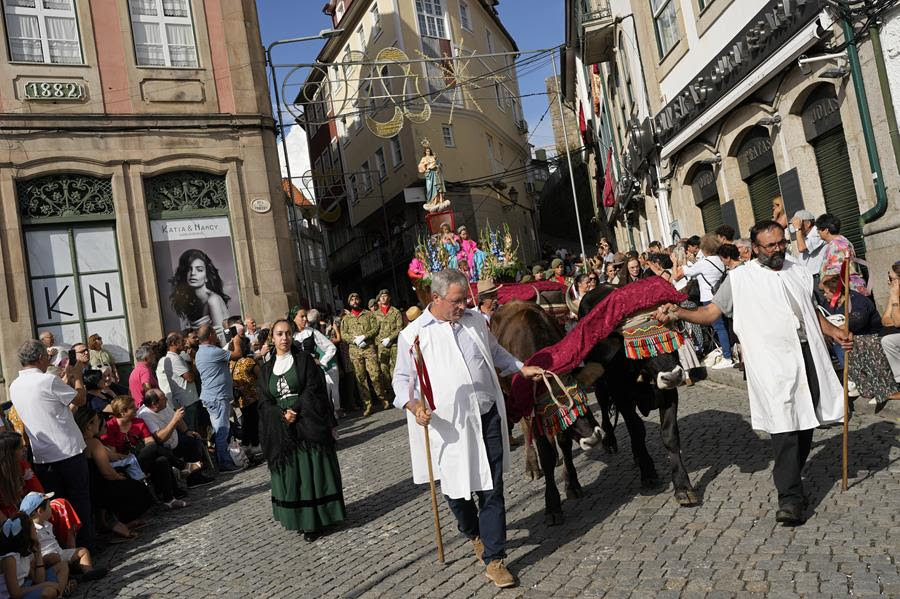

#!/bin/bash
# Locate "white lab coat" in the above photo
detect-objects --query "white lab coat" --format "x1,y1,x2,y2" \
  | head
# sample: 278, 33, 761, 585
731, 259, 843, 434
393, 308, 511, 500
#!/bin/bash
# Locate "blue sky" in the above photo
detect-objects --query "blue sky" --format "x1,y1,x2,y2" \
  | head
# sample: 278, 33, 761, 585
257, 0, 564, 152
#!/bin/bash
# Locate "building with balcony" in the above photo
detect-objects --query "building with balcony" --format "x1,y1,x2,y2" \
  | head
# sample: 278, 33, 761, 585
564, 0, 900, 304
298, 0, 538, 306
0, 0, 302, 390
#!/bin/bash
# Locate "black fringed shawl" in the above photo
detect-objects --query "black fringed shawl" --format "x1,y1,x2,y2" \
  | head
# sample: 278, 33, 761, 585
257, 346, 336, 471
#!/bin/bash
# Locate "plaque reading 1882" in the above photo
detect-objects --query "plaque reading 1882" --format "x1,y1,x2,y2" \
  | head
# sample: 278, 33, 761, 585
23, 81, 86, 101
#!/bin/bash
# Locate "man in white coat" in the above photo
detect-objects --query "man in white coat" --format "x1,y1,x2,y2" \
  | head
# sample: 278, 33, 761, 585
392, 269, 543, 588
656, 220, 852, 526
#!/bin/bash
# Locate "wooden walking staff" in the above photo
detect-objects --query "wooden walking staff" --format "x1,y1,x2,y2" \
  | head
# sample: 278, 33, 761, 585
412, 337, 445, 563
840, 257, 851, 491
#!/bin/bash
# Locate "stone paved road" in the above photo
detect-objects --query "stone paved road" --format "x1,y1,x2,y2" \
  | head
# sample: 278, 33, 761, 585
72, 380, 899, 598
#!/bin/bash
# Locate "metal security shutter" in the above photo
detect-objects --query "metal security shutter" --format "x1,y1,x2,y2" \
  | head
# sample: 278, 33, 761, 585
700, 199, 723, 233
813, 128, 865, 258
746, 165, 780, 223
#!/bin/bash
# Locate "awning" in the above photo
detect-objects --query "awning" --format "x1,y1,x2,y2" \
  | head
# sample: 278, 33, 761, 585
659, 10, 834, 161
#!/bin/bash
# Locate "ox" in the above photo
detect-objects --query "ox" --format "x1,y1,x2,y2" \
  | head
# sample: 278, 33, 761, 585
579, 284, 700, 506
492, 301, 604, 525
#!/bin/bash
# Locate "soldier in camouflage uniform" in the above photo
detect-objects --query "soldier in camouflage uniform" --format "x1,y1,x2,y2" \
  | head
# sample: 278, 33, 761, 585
340, 292, 387, 416
373, 289, 403, 400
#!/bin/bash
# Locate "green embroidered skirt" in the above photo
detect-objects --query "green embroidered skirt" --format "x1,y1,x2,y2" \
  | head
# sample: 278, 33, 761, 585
270, 444, 346, 532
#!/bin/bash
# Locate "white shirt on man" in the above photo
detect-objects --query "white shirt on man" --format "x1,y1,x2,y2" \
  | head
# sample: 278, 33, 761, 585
157, 351, 199, 408
682, 255, 727, 302
795, 225, 826, 277
392, 308, 519, 499
136, 404, 179, 450
10, 368, 85, 464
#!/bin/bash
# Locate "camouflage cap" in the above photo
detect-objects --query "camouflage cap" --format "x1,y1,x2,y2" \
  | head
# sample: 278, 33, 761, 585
551, 258, 563, 268
367, 298, 377, 308
377, 289, 390, 298
531, 264, 544, 275
347, 292, 360, 302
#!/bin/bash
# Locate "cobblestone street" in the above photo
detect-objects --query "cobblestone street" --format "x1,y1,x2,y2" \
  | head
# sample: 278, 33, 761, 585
73, 380, 899, 598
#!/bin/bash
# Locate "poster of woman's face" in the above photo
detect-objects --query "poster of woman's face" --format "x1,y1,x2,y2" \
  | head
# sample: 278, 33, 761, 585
150, 216, 242, 334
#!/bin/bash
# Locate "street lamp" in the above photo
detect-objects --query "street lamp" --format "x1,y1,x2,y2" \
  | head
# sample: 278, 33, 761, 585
265, 28, 343, 303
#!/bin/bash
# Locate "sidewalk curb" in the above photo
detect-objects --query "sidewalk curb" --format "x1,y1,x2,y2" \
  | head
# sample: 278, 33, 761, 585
704, 366, 900, 420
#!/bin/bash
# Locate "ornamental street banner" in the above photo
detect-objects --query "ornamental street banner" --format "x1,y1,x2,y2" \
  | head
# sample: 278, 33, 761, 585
150, 216, 243, 337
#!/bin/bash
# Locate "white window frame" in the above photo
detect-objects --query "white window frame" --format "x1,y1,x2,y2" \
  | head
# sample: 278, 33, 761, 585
459, 0, 471, 32
651, 0, 680, 59
415, 0, 446, 39
495, 83, 504, 111
3, 0, 83, 65
370, 3, 382, 40
485, 28, 493, 54
390, 135, 403, 168
374, 148, 387, 180
128, 0, 199, 68
335, 1, 345, 23
441, 124, 455, 148
356, 23, 365, 49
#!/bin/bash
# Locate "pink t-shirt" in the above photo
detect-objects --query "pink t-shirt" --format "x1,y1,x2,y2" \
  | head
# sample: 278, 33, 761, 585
128, 362, 158, 407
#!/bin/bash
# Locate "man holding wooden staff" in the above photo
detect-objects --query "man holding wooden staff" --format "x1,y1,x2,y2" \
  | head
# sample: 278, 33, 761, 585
656, 220, 853, 526
392, 268, 544, 588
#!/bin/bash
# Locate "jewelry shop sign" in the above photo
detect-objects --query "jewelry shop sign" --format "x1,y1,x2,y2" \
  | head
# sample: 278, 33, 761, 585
654, 0, 824, 147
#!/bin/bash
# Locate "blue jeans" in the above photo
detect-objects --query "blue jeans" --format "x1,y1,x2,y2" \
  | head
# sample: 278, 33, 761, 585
445, 404, 506, 564
23, 565, 58, 598
701, 300, 732, 360
203, 398, 235, 469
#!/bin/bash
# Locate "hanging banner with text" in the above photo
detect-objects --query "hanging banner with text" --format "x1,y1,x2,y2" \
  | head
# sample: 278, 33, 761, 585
150, 216, 243, 338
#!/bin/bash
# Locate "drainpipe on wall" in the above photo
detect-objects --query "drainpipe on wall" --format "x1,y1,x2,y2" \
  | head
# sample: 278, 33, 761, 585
868, 25, 900, 183
841, 17, 889, 224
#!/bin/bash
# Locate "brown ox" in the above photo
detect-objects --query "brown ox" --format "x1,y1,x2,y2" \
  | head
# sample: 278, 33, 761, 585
491, 300, 603, 525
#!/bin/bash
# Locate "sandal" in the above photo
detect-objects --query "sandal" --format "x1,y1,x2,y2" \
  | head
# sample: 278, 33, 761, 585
181, 462, 203, 477
163, 498, 189, 509
125, 519, 148, 531
108, 530, 139, 544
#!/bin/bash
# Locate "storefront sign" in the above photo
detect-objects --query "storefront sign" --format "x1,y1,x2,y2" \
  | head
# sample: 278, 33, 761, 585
23, 81, 85, 101
654, 0, 824, 147
692, 168, 718, 205
737, 135, 775, 179
27, 226, 131, 364
150, 216, 243, 337
802, 95, 841, 141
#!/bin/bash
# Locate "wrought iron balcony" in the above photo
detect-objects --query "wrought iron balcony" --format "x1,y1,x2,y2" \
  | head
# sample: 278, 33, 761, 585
578, 0, 615, 65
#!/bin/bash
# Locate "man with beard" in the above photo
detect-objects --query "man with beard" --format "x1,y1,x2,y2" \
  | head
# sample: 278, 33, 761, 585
340, 292, 387, 416
655, 221, 852, 526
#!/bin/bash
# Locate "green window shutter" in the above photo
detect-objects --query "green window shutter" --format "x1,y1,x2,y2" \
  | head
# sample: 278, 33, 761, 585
746, 165, 780, 223
700, 199, 723, 233
813, 128, 865, 258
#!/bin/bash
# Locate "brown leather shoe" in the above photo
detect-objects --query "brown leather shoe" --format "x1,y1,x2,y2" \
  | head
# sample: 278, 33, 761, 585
485, 560, 516, 588
471, 537, 484, 562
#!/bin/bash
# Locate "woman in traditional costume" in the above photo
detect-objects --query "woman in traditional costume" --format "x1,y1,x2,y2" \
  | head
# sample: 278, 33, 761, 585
258, 319, 345, 541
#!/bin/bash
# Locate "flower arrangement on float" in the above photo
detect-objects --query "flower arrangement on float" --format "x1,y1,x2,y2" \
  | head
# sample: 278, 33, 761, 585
408, 222, 523, 300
